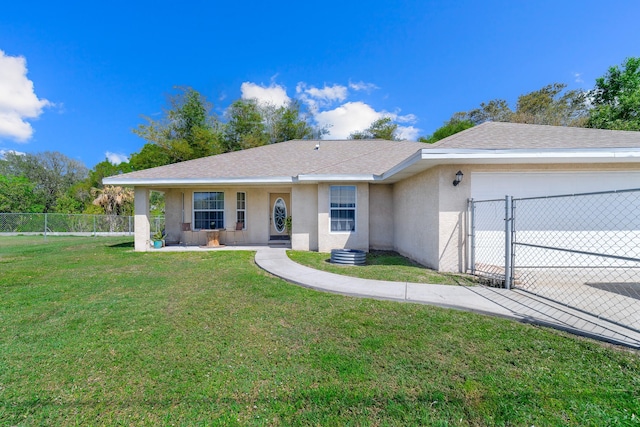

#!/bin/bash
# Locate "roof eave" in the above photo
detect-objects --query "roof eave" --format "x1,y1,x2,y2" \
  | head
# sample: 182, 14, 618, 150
102, 176, 295, 187
378, 148, 640, 183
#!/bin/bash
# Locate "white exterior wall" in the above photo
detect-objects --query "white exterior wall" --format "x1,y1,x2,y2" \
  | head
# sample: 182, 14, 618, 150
318, 182, 369, 252
369, 184, 394, 250
291, 185, 318, 251
134, 187, 151, 252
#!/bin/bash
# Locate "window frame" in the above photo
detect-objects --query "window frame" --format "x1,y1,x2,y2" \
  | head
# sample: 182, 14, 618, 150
192, 191, 225, 230
329, 185, 357, 233
236, 192, 246, 230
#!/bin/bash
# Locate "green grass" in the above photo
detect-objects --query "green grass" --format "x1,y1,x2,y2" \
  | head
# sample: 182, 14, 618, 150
287, 250, 476, 285
1, 236, 639, 426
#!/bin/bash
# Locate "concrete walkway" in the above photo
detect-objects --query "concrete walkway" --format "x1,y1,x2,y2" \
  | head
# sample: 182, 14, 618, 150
255, 247, 640, 349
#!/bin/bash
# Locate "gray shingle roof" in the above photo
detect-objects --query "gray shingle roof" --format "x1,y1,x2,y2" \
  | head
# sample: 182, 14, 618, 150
109, 139, 428, 181
430, 122, 640, 150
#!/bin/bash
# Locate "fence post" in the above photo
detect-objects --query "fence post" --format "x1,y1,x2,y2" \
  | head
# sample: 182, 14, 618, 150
44, 213, 48, 241
93, 215, 96, 237
468, 198, 476, 275
504, 195, 513, 290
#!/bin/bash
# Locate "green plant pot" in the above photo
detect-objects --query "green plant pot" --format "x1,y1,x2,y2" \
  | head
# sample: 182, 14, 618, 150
153, 240, 162, 249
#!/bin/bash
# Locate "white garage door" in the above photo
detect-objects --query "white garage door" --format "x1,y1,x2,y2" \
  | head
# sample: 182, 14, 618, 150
471, 171, 640, 200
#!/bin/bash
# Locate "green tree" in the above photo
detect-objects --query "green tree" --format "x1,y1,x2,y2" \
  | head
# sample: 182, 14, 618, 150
223, 99, 269, 151
0, 151, 88, 212
349, 117, 400, 140
420, 82, 589, 142
91, 185, 134, 216
587, 57, 640, 131
129, 143, 173, 170
0, 175, 45, 213
512, 83, 588, 126
419, 117, 474, 143
133, 87, 224, 165
263, 100, 317, 143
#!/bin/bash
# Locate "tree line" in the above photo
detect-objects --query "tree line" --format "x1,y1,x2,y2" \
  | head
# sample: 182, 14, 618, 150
1, 57, 638, 215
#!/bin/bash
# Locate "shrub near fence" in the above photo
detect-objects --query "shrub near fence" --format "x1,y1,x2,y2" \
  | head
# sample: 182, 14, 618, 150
0, 213, 165, 237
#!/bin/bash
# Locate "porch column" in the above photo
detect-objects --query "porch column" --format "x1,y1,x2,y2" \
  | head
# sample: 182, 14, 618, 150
134, 187, 151, 252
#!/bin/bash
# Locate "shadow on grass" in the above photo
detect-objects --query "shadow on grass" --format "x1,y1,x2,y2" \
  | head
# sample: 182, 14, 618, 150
108, 241, 134, 248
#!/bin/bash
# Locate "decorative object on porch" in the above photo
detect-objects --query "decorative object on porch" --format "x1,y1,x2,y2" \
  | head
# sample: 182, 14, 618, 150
206, 229, 221, 247
285, 216, 292, 236
152, 230, 164, 249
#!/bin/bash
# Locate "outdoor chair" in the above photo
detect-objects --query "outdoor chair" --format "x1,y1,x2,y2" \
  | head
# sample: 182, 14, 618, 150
228, 221, 245, 246
180, 222, 194, 246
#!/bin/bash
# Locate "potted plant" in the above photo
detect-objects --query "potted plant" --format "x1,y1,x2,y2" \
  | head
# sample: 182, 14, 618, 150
285, 216, 292, 236
152, 230, 164, 249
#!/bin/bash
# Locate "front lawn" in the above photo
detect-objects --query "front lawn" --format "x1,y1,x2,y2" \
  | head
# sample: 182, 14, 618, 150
0, 236, 638, 426
287, 250, 476, 285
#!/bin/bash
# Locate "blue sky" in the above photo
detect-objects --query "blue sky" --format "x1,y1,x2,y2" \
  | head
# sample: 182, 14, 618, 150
1, 0, 639, 168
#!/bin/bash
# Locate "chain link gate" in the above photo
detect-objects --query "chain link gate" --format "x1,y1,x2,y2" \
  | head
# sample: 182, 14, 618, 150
470, 189, 640, 333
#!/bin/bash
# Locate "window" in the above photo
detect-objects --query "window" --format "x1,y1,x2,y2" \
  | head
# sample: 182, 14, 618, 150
236, 192, 246, 229
330, 186, 356, 232
193, 192, 224, 229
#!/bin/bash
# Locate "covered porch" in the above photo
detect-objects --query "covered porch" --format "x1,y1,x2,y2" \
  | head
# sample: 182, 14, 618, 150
133, 185, 293, 251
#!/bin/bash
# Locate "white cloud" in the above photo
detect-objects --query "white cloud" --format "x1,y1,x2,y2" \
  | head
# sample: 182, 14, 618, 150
396, 126, 420, 141
0, 148, 26, 159
314, 101, 383, 139
105, 151, 129, 165
573, 72, 584, 84
348, 81, 379, 92
0, 50, 51, 142
297, 83, 348, 102
240, 82, 290, 107
296, 83, 349, 113
394, 113, 417, 124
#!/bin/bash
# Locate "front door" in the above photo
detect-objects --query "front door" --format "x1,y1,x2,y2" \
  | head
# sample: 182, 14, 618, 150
269, 193, 290, 241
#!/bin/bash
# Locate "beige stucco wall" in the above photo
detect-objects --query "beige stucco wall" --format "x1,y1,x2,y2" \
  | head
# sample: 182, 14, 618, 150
392, 168, 440, 269
134, 187, 151, 252
436, 166, 471, 273
317, 182, 370, 252
163, 189, 183, 244
291, 185, 318, 251
369, 184, 394, 250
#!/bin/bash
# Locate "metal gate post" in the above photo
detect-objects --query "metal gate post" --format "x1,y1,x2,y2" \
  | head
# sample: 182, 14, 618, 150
468, 198, 476, 275
504, 196, 513, 290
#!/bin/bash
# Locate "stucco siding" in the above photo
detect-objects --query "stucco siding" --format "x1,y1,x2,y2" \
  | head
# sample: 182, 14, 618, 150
369, 184, 394, 250
291, 185, 318, 251
392, 168, 440, 269
163, 189, 183, 244
134, 187, 151, 252
436, 166, 471, 272
318, 182, 369, 252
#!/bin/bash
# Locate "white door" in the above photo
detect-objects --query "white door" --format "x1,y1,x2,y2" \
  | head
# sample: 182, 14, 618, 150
269, 193, 290, 240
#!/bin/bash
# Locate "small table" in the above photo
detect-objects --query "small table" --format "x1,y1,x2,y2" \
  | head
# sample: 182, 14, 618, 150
206, 229, 221, 247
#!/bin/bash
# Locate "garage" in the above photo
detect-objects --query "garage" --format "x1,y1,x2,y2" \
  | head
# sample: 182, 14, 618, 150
470, 171, 640, 200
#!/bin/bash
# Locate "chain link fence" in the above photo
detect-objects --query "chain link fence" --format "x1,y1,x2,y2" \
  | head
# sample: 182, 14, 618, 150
470, 188, 640, 333
0, 213, 165, 237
